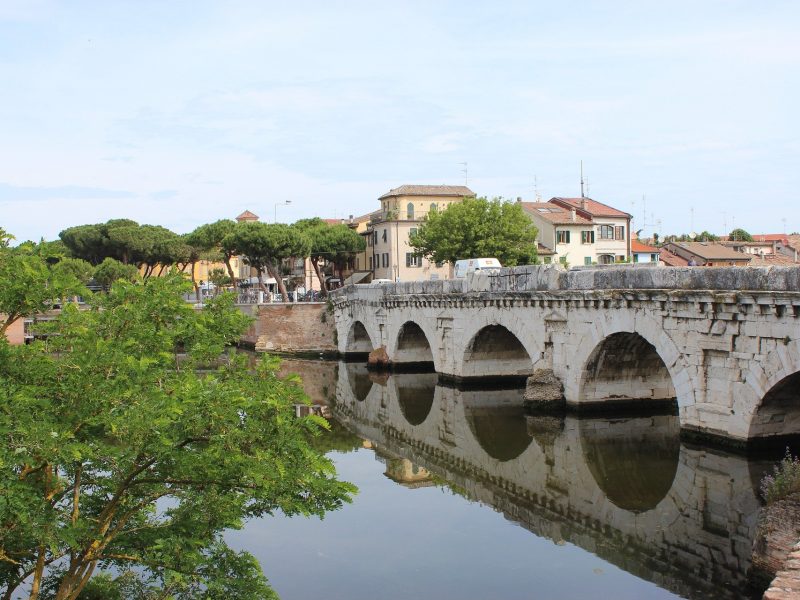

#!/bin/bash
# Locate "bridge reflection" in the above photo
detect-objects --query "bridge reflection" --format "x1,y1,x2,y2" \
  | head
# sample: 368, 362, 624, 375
332, 361, 769, 600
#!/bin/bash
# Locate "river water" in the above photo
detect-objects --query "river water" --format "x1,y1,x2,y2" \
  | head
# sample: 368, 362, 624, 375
227, 358, 784, 600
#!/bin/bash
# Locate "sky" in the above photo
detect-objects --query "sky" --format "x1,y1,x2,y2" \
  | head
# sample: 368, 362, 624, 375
1, 0, 798, 242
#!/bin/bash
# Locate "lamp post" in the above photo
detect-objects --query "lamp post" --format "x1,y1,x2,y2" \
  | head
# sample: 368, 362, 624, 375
274, 200, 292, 223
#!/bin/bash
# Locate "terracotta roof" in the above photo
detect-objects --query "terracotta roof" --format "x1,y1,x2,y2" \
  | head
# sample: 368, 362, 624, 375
748, 253, 799, 266
659, 248, 689, 267
236, 210, 259, 222
752, 234, 790, 243
521, 202, 592, 225
537, 243, 555, 256
351, 210, 380, 224
549, 197, 631, 219
379, 185, 475, 200
666, 241, 752, 261
323, 218, 342, 225
631, 240, 659, 253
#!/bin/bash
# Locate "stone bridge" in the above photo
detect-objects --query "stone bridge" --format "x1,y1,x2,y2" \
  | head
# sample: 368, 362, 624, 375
332, 363, 767, 599
330, 265, 800, 445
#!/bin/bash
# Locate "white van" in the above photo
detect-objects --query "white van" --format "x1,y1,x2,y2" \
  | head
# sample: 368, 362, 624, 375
453, 258, 502, 278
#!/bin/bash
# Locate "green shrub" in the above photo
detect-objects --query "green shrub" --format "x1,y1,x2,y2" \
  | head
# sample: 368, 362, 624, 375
760, 448, 800, 503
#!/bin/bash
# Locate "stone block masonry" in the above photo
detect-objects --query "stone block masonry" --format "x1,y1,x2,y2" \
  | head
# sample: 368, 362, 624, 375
239, 303, 337, 353
331, 264, 800, 445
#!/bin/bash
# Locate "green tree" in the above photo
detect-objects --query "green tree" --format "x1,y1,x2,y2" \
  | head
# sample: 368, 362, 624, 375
190, 220, 238, 288
0, 274, 355, 599
295, 220, 365, 296
224, 222, 310, 300
0, 240, 85, 334
409, 197, 538, 267
92, 257, 140, 289
729, 228, 753, 242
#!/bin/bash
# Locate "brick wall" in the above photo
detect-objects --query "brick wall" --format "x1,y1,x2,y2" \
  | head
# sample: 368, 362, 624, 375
240, 303, 337, 353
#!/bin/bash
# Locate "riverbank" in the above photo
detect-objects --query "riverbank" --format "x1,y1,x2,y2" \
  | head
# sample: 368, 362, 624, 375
757, 494, 800, 599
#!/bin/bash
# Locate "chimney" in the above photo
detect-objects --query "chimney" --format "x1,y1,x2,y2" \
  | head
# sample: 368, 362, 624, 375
581, 198, 587, 211
570, 208, 576, 222
516, 197, 522, 203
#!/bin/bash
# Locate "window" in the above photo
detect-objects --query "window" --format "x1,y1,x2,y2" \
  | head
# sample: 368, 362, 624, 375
543, 256, 552, 264
559, 256, 568, 265
430, 203, 438, 212
407, 202, 415, 220
368, 256, 373, 269
600, 225, 614, 239
410, 228, 418, 237
382, 229, 387, 243
382, 253, 389, 268
615, 226, 625, 241
373, 231, 378, 244
367, 235, 372, 247
581, 230, 595, 244
556, 230, 571, 244
406, 253, 420, 267
616, 255, 625, 263
584, 257, 592, 265
651, 253, 658, 262
633, 254, 639, 263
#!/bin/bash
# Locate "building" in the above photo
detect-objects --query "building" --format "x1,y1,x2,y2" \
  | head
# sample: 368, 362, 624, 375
631, 239, 660, 264
662, 242, 752, 266
521, 197, 632, 265
365, 185, 475, 281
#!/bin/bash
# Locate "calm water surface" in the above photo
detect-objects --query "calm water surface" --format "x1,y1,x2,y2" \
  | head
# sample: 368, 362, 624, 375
228, 359, 779, 600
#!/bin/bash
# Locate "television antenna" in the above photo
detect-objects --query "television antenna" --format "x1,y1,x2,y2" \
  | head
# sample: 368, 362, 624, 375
459, 162, 468, 186
534, 175, 541, 201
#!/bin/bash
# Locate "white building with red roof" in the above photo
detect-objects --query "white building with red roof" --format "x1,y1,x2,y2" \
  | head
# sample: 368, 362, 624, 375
520, 196, 632, 266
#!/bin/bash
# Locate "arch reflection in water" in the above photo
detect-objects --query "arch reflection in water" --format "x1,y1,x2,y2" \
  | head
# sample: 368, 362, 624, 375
393, 373, 437, 425
462, 387, 533, 461
344, 361, 373, 401
579, 415, 681, 513
330, 368, 764, 599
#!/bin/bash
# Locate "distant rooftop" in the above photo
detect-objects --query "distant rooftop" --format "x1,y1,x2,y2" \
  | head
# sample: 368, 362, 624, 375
520, 202, 592, 225
666, 241, 751, 261
550, 197, 631, 219
631, 240, 659, 253
236, 210, 259, 222
379, 185, 475, 200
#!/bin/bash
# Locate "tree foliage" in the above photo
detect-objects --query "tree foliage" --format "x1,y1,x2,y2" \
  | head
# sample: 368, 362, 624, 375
92, 258, 140, 289
729, 228, 754, 242
409, 197, 538, 267
0, 239, 86, 334
295, 219, 365, 295
223, 222, 310, 299
0, 274, 355, 599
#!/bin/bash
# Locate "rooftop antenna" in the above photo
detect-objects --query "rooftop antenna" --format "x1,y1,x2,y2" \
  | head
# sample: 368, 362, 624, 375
690, 207, 694, 233
580, 160, 585, 198
534, 175, 541, 201
459, 162, 468, 186
585, 176, 590, 196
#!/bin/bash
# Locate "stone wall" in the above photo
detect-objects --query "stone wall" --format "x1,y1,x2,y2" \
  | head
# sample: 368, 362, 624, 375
239, 303, 337, 353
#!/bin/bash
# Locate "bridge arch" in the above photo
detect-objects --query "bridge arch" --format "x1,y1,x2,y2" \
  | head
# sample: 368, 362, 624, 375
461, 324, 534, 378
345, 320, 375, 354
391, 321, 435, 366
579, 332, 677, 408
744, 340, 800, 441
566, 313, 693, 414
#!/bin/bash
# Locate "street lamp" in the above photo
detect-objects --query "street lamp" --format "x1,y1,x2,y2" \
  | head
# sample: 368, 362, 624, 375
274, 200, 292, 223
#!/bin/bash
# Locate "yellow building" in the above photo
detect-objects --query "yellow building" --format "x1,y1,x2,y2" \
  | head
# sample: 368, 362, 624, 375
364, 185, 475, 281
